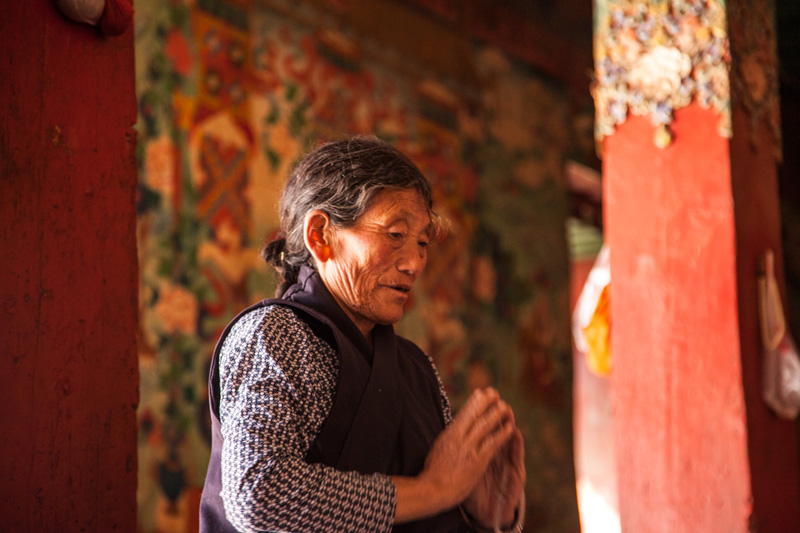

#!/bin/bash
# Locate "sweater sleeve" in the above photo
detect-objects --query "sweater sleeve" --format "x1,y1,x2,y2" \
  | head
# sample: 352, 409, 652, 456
217, 305, 396, 533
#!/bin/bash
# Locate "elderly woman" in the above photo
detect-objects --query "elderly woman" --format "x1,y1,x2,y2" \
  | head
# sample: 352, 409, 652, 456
200, 136, 525, 532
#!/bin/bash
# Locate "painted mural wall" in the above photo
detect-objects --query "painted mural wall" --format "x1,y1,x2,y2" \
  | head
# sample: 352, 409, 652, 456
135, 0, 580, 530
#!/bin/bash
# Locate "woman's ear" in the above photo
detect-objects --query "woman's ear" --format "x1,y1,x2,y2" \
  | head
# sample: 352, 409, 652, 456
304, 210, 333, 263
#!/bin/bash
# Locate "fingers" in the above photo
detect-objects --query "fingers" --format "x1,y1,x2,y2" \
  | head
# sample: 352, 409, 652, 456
506, 429, 527, 499
474, 413, 514, 458
511, 429, 525, 467
452, 388, 516, 463
450, 388, 499, 431
419, 388, 523, 511
458, 388, 511, 430
497, 429, 525, 483
445, 387, 521, 466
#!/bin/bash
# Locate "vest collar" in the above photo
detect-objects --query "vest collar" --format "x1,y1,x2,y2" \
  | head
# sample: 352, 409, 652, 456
283, 265, 393, 363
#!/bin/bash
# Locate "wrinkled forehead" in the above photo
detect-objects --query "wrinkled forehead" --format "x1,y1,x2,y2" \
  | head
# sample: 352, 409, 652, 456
364, 188, 430, 217
363, 188, 446, 240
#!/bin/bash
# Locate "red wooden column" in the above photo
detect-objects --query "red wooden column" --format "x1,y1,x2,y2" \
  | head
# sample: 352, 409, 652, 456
0, 1, 139, 531
605, 105, 750, 532
595, 1, 800, 532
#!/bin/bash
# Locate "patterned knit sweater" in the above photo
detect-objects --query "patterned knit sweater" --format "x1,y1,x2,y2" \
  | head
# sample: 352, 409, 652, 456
217, 303, 452, 533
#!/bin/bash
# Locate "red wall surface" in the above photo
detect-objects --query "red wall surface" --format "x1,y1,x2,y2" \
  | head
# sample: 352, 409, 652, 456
0, 1, 139, 531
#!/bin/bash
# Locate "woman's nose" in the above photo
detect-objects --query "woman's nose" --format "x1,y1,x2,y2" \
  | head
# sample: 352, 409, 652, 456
397, 243, 426, 279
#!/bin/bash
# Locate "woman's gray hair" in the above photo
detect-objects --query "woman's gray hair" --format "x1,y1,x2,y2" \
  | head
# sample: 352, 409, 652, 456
263, 135, 444, 296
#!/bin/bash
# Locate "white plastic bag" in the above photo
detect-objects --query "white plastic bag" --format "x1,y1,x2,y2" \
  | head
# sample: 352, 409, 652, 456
758, 250, 800, 420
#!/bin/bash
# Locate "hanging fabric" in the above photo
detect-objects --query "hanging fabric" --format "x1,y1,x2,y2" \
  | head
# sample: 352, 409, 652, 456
583, 283, 612, 377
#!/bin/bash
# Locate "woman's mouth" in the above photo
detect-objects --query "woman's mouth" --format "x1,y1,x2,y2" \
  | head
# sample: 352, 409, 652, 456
387, 284, 412, 294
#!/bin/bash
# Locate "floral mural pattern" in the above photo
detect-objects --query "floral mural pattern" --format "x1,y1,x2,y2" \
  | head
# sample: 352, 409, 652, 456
135, 0, 578, 530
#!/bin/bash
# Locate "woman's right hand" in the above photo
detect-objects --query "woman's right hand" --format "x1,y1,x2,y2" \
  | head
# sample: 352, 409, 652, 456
392, 387, 516, 523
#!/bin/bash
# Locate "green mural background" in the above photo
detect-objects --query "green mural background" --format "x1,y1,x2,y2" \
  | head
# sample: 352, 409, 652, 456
135, 0, 581, 530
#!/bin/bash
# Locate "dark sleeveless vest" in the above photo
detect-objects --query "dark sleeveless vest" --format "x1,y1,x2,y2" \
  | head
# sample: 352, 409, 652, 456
199, 267, 468, 532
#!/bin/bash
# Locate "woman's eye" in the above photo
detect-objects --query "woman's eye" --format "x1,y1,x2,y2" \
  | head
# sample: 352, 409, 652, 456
418, 240, 429, 248
389, 232, 404, 240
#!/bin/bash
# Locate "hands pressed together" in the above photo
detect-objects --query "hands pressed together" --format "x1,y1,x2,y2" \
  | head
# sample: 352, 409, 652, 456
393, 388, 526, 530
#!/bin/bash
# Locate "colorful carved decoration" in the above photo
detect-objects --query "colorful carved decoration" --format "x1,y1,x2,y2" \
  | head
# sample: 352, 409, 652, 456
592, 0, 730, 151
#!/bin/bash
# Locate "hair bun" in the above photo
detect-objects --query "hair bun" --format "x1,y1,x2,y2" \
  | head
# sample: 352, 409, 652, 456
262, 236, 287, 267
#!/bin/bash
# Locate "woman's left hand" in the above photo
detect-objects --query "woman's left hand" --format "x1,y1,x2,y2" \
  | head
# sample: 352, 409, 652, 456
463, 421, 526, 530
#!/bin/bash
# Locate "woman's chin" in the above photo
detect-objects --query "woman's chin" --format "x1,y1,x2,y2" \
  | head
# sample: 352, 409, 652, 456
375, 308, 405, 326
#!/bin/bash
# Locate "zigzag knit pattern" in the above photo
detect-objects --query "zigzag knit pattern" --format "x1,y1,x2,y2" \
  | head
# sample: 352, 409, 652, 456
217, 304, 416, 532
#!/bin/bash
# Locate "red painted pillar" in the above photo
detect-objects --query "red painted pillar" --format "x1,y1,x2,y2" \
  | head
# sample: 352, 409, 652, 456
597, 1, 800, 531
0, 1, 139, 531
605, 105, 754, 532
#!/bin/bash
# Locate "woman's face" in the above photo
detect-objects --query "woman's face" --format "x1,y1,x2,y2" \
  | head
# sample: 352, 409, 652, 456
322, 188, 432, 337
